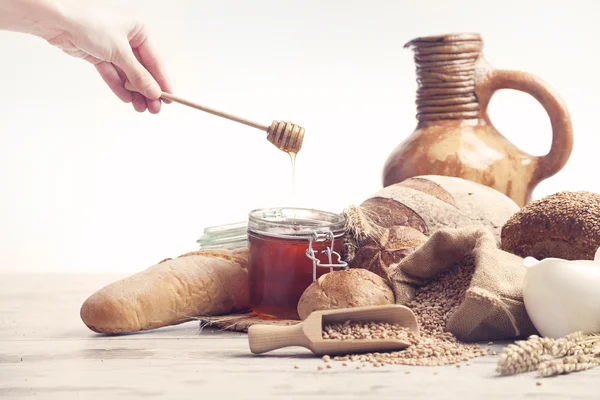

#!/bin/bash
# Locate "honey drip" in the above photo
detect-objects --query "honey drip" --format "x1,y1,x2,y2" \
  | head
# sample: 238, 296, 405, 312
289, 152, 297, 221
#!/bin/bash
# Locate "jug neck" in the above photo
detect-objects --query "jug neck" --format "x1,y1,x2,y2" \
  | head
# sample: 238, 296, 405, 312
405, 33, 483, 123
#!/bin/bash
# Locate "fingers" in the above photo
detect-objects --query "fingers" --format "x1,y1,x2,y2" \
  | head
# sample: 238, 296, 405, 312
131, 92, 147, 113
147, 99, 162, 114
133, 37, 173, 104
82, 54, 103, 65
95, 62, 133, 103
110, 24, 170, 113
114, 64, 157, 113
112, 41, 161, 100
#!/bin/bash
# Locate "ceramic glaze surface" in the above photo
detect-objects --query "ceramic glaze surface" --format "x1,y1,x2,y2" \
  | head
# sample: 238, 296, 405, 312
523, 248, 600, 338
383, 33, 573, 207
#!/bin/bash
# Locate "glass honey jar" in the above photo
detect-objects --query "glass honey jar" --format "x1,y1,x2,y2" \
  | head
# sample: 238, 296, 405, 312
247, 207, 347, 320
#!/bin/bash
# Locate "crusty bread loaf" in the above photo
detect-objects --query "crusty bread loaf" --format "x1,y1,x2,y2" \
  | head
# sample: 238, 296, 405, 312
360, 175, 519, 239
343, 175, 520, 275
296, 268, 394, 320
80, 248, 249, 334
501, 191, 600, 260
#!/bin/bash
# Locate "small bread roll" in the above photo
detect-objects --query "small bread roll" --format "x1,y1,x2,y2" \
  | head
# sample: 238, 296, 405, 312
296, 268, 394, 320
501, 191, 600, 260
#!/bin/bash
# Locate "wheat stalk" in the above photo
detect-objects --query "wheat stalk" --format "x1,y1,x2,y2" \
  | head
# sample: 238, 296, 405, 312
342, 205, 384, 243
496, 335, 553, 376
538, 354, 600, 377
496, 331, 600, 378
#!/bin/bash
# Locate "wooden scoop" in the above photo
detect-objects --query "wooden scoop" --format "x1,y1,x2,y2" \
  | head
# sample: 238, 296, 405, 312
247, 305, 420, 356
124, 82, 305, 153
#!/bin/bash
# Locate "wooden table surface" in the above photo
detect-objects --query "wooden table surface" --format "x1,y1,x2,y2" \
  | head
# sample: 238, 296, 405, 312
1, 273, 599, 399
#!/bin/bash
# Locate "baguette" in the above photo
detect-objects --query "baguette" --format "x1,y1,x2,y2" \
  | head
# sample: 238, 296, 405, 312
80, 248, 250, 334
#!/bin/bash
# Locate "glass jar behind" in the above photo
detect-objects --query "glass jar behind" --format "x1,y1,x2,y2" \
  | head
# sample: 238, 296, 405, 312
247, 207, 347, 320
197, 222, 248, 250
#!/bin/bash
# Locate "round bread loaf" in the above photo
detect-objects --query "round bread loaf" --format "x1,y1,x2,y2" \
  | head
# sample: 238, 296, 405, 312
296, 268, 394, 320
342, 175, 520, 271
501, 191, 600, 260
361, 175, 519, 239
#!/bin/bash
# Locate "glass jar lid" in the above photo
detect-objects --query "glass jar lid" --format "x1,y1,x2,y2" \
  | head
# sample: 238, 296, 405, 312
247, 207, 345, 240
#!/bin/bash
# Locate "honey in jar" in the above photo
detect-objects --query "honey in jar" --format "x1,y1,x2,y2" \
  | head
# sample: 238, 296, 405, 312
247, 207, 346, 320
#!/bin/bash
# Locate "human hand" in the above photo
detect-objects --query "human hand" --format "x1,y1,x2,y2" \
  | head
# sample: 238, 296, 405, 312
50, 1, 173, 114
0, 0, 172, 114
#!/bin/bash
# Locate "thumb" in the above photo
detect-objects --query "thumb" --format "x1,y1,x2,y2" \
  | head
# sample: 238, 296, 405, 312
113, 44, 161, 99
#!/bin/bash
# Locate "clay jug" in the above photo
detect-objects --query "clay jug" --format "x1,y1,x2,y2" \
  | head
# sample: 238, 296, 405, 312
382, 33, 573, 207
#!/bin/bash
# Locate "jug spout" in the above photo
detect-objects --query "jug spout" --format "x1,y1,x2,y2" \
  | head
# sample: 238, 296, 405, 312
523, 256, 541, 269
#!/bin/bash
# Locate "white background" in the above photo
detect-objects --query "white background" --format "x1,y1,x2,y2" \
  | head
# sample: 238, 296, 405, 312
0, 0, 598, 273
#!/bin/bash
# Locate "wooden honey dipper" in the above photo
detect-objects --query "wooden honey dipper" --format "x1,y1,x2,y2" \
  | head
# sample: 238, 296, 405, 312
124, 82, 305, 153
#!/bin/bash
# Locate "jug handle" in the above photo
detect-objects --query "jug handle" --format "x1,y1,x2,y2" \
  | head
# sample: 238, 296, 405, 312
483, 69, 574, 181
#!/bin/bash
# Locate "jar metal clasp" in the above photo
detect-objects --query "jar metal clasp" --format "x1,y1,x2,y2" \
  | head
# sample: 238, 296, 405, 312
305, 230, 348, 281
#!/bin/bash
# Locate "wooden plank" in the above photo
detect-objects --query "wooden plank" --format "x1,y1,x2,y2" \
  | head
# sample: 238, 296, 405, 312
1, 273, 599, 399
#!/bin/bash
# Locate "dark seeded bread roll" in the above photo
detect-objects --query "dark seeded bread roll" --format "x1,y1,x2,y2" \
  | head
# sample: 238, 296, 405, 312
501, 191, 600, 260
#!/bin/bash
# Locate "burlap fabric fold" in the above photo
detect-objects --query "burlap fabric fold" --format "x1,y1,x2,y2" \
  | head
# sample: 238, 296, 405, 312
389, 227, 537, 342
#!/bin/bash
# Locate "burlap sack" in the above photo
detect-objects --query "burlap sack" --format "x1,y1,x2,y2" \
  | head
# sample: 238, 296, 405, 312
389, 227, 537, 342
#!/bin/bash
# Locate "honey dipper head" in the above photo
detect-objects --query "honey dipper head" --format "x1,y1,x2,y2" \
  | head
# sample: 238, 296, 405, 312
267, 120, 305, 154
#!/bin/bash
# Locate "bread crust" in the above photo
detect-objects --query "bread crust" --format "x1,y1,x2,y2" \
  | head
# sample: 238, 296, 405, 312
296, 268, 394, 320
501, 191, 600, 260
370, 175, 519, 240
80, 248, 249, 334
351, 226, 428, 282
343, 175, 520, 269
